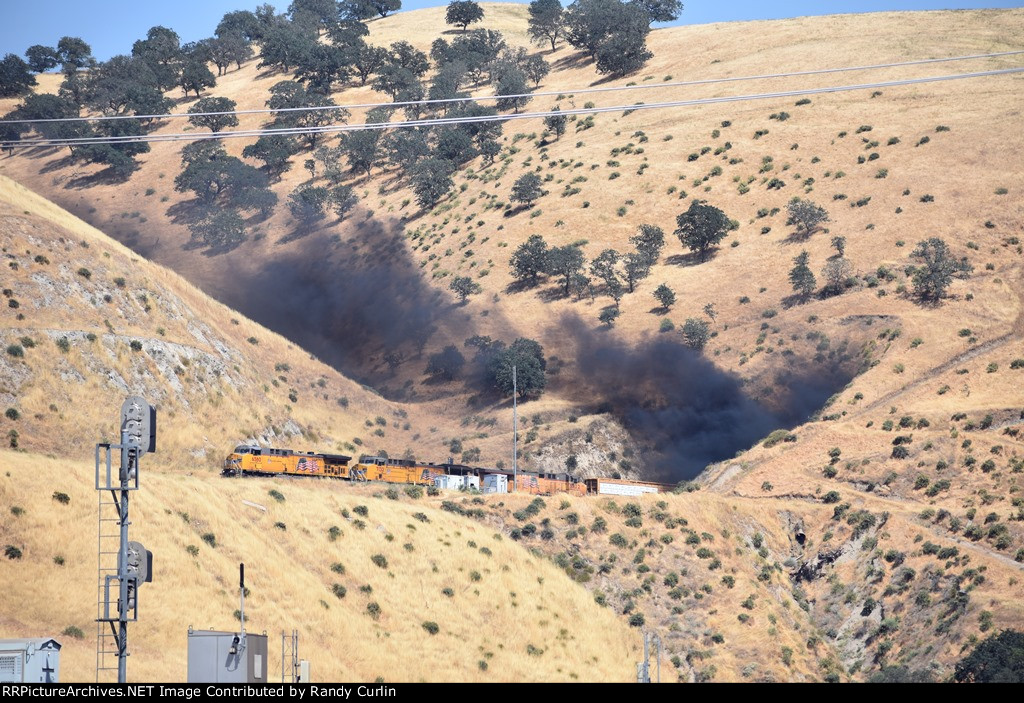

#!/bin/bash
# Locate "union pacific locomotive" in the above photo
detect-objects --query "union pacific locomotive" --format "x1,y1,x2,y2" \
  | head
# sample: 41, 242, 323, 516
223, 445, 672, 496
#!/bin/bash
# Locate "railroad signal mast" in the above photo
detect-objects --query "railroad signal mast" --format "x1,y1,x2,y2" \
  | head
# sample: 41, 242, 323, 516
95, 396, 156, 683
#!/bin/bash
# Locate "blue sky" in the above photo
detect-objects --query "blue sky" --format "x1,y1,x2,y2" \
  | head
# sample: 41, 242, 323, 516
2, 1, 1020, 62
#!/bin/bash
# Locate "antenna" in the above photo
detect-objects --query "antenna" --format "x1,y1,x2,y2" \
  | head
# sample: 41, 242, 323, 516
239, 563, 246, 637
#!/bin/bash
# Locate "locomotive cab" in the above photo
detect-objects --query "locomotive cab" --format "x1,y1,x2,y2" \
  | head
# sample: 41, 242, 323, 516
223, 445, 260, 475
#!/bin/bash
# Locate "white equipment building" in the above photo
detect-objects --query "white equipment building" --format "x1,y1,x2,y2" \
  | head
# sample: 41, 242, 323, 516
0, 638, 61, 683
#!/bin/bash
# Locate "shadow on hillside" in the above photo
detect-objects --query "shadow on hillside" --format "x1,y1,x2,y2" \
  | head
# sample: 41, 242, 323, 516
64, 166, 134, 189
18, 146, 65, 162
503, 278, 542, 295
38, 154, 77, 173
664, 250, 714, 267
255, 66, 287, 81
589, 73, 635, 87
277, 223, 319, 245
179, 236, 248, 257
537, 285, 570, 302
780, 293, 813, 309
782, 229, 816, 244
165, 200, 210, 226
552, 52, 594, 72
503, 204, 531, 217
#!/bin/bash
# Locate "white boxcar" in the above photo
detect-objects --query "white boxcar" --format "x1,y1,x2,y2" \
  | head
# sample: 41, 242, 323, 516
482, 474, 508, 494
588, 478, 660, 497
464, 475, 481, 491
0, 638, 61, 683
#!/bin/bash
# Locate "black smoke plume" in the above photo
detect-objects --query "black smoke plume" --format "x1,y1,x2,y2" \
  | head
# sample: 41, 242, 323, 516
220, 217, 446, 384
558, 314, 855, 481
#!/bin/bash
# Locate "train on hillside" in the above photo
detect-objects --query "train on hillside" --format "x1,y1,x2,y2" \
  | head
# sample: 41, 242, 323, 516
223, 445, 673, 497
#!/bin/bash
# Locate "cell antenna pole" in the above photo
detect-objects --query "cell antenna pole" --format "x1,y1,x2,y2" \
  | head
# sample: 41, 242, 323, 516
239, 563, 246, 637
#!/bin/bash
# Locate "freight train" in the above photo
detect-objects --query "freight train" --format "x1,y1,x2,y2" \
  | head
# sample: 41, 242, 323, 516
223, 445, 673, 496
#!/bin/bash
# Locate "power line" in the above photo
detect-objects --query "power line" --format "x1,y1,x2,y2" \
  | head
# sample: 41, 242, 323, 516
5, 66, 1021, 150
1, 49, 1021, 126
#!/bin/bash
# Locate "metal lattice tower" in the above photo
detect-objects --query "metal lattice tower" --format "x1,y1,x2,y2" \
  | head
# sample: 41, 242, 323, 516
281, 630, 299, 683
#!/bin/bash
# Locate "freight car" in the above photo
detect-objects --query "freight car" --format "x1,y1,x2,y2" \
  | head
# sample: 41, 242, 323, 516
223, 445, 673, 496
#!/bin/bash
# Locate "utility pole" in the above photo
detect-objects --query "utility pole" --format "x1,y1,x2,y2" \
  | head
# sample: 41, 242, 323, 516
512, 365, 518, 492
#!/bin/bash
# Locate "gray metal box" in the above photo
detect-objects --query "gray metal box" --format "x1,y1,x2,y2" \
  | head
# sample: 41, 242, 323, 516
483, 474, 507, 494
187, 629, 268, 683
0, 639, 61, 683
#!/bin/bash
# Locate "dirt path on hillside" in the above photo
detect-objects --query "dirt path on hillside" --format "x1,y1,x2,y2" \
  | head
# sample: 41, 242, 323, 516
860, 267, 1023, 414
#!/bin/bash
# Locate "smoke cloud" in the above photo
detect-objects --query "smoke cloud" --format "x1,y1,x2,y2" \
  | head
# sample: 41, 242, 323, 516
219, 217, 448, 386
557, 314, 855, 481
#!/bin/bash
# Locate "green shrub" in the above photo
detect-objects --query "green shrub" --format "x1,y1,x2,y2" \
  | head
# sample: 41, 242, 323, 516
405, 486, 424, 499
332, 584, 347, 599
422, 621, 440, 635
268, 489, 285, 502
5, 545, 23, 560
62, 625, 85, 640
201, 533, 216, 548
371, 554, 388, 569
366, 602, 381, 619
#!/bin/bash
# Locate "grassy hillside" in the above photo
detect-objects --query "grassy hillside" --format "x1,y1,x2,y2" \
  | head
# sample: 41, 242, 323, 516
1, 6, 1020, 475
0, 449, 639, 682
0, 173, 444, 464
1, 5, 1023, 682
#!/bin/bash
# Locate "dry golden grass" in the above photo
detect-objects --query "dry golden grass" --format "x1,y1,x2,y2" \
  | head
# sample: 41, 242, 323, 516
1, 7, 1021, 472
480, 483, 1024, 681
0, 173, 453, 465
2, 6, 1024, 681
0, 449, 639, 682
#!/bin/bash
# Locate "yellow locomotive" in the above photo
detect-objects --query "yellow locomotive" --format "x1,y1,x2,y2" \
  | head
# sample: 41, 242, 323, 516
223, 446, 440, 485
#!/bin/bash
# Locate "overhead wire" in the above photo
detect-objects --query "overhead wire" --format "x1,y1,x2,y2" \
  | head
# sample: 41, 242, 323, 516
0, 49, 1021, 126
4, 66, 1022, 151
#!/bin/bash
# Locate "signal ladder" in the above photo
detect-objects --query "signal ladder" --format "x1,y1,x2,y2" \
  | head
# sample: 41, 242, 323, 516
95, 487, 127, 681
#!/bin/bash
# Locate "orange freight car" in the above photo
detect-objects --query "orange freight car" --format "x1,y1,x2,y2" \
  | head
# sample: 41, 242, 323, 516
514, 473, 588, 496
353, 455, 442, 485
